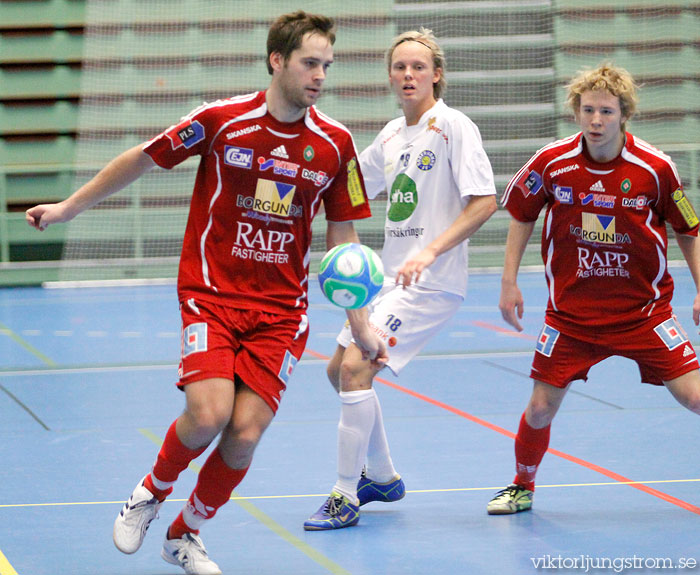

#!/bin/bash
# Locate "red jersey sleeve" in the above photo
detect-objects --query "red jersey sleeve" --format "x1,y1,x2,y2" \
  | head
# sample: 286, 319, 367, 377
502, 154, 549, 223
323, 134, 372, 222
142, 103, 217, 169
656, 166, 699, 236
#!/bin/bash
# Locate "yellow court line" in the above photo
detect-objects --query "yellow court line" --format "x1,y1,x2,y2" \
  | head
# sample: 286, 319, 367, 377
138, 428, 351, 575
0, 322, 56, 367
2, 478, 699, 509
0, 550, 18, 575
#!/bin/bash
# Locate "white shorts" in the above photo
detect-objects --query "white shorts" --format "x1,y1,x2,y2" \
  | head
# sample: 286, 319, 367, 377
336, 283, 462, 375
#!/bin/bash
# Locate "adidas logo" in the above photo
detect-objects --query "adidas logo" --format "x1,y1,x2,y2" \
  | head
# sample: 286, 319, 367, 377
683, 345, 694, 357
590, 180, 606, 192
270, 145, 289, 159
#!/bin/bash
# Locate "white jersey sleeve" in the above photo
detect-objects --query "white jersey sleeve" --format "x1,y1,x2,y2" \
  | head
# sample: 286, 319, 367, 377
448, 114, 496, 198
359, 131, 388, 200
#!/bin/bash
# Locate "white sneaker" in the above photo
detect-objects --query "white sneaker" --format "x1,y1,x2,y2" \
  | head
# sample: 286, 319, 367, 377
113, 476, 162, 554
161, 532, 222, 575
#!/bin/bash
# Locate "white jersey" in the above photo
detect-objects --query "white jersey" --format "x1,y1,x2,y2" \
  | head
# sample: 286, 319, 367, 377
360, 99, 496, 296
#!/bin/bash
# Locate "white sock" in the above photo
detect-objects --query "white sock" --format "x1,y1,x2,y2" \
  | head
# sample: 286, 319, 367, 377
333, 389, 375, 505
365, 389, 398, 483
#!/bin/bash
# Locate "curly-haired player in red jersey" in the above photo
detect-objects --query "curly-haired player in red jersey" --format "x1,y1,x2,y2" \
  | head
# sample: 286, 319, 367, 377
488, 63, 700, 515
26, 11, 387, 574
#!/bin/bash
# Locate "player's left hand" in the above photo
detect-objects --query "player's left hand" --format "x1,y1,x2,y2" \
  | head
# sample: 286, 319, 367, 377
693, 292, 700, 326
395, 249, 436, 288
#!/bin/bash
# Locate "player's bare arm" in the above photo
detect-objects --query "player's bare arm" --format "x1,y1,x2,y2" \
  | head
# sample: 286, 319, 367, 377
26, 145, 156, 231
396, 193, 497, 287
500, 218, 536, 332
675, 231, 700, 326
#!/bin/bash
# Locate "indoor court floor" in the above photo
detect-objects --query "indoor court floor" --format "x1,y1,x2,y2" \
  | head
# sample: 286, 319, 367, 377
1, 269, 699, 574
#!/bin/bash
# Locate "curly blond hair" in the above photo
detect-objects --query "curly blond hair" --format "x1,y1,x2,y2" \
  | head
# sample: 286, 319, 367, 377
565, 63, 639, 131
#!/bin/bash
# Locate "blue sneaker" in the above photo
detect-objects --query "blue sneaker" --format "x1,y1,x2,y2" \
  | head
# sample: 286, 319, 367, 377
357, 469, 406, 506
303, 492, 360, 531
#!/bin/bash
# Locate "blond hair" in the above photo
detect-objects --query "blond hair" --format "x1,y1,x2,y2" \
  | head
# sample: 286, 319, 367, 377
386, 28, 446, 99
565, 63, 639, 130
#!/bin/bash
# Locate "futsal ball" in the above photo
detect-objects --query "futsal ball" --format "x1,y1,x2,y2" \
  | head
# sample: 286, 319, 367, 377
318, 243, 384, 309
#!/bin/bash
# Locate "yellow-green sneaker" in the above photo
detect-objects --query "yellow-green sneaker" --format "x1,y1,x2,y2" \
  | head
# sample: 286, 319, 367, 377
487, 484, 533, 515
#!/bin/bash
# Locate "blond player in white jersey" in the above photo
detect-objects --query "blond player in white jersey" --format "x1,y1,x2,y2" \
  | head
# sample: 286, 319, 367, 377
304, 28, 498, 530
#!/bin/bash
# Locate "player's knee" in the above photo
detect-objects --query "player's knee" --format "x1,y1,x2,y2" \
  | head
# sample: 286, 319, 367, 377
338, 356, 373, 391
185, 402, 230, 436
680, 392, 700, 415
221, 425, 262, 467
526, 397, 558, 427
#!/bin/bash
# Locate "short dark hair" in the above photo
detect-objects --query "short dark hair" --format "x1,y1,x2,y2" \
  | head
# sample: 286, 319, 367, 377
266, 11, 336, 75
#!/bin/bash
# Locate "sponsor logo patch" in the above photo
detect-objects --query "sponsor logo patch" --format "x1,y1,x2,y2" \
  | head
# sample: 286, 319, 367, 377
579, 193, 616, 208
654, 317, 689, 351
554, 185, 573, 204
346, 158, 366, 207
535, 324, 560, 357
517, 170, 543, 197
167, 120, 205, 150
257, 156, 299, 178
224, 146, 253, 169
183, 322, 207, 357
672, 188, 699, 228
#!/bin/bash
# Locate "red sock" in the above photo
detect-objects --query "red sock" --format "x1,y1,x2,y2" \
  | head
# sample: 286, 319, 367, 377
513, 412, 550, 491
168, 447, 249, 540
144, 420, 207, 501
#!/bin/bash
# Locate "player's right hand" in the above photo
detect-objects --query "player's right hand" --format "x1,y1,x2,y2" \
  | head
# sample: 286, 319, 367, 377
25, 203, 67, 231
499, 281, 524, 332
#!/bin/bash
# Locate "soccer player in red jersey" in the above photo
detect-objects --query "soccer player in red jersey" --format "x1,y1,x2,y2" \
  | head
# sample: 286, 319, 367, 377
487, 63, 700, 515
26, 11, 386, 574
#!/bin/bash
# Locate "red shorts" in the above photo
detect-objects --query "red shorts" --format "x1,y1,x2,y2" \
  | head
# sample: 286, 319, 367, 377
177, 297, 309, 413
531, 315, 699, 387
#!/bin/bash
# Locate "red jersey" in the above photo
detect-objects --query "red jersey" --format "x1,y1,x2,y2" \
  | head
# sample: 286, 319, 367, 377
502, 132, 699, 337
143, 91, 371, 314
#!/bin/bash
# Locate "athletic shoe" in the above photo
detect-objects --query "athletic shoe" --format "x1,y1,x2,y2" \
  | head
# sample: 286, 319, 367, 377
161, 532, 222, 575
303, 492, 360, 531
113, 476, 162, 554
357, 469, 406, 506
487, 483, 534, 515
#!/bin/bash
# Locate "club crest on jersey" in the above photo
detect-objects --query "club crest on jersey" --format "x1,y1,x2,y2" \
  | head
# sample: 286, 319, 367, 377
416, 150, 436, 171
654, 318, 688, 351
167, 120, 205, 150
182, 322, 207, 357
517, 170, 543, 197
224, 146, 253, 169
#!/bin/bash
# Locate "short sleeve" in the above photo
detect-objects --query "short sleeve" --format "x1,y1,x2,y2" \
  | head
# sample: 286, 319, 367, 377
359, 132, 387, 200
448, 114, 497, 198
323, 134, 372, 222
143, 104, 212, 169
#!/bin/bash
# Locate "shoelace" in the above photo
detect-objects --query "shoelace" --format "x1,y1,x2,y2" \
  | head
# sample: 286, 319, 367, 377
176, 534, 209, 561
325, 495, 345, 517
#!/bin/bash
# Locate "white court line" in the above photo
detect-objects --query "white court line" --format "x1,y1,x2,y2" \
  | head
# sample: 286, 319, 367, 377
0, 351, 533, 377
